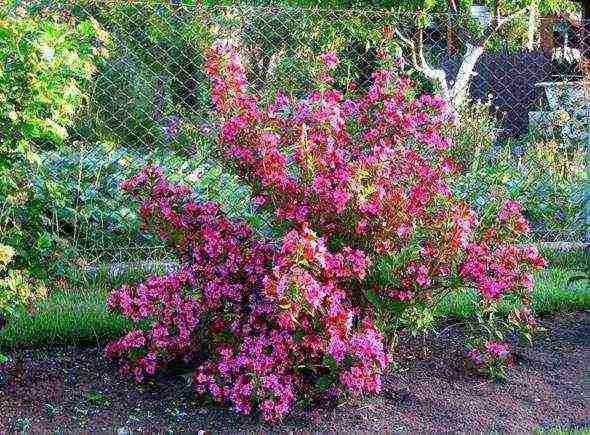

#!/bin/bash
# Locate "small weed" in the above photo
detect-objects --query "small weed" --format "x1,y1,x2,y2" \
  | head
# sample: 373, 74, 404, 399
45, 403, 62, 415
86, 389, 110, 406
169, 407, 187, 420
18, 418, 31, 431
534, 427, 590, 435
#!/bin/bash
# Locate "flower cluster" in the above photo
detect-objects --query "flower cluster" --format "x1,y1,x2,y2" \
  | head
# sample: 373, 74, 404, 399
107, 41, 546, 421
467, 340, 513, 380
0, 245, 15, 270
264, 225, 390, 397
204, 39, 543, 310
107, 167, 388, 421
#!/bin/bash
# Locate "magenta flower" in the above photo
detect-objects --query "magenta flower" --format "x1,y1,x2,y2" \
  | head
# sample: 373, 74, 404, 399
485, 341, 510, 359
320, 51, 340, 69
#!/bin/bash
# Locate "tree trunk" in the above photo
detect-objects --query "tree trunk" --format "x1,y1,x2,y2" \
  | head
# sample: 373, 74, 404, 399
541, 15, 555, 57
527, 3, 538, 51
449, 44, 485, 108
420, 64, 452, 102
418, 44, 484, 110
153, 77, 165, 126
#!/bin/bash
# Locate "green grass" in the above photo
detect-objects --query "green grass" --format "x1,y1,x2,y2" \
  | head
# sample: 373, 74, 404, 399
538, 245, 589, 270
440, 246, 589, 318
439, 267, 590, 319
0, 266, 153, 351
0, 279, 130, 351
1, 249, 588, 351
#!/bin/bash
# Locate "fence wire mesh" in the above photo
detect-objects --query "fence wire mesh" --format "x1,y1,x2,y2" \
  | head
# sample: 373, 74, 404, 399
4, 2, 589, 270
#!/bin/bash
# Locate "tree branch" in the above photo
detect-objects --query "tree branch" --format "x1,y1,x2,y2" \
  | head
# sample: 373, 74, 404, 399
447, 12, 479, 46
447, 0, 459, 14
393, 27, 419, 69
417, 28, 428, 69
477, 6, 531, 46
447, 3, 531, 49
394, 25, 450, 102
491, 0, 501, 28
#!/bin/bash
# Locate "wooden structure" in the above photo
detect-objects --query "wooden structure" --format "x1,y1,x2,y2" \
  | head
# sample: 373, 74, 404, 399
541, 0, 590, 58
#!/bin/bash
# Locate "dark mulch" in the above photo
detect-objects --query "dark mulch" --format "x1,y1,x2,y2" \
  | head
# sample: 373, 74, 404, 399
1, 311, 589, 434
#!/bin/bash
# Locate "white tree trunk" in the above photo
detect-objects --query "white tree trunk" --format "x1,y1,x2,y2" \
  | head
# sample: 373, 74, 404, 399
527, 4, 538, 51
400, 7, 529, 112
421, 64, 452, 102
449, 44, 485, 108
417, 44, 485, 110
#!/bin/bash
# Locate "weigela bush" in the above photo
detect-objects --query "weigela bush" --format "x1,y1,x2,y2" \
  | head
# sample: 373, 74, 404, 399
106, 166, 389, 421
107, 41, 546, 419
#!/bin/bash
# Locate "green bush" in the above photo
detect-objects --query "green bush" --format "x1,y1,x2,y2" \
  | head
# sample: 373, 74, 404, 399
455, 136, 587, 242
0, 243, 47, 365
447, 98, 500, 171
0, 7, 108, 278
21, 137, 256, 275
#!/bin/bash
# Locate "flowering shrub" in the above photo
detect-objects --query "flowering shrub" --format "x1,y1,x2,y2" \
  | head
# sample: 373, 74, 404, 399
106, 166, 389, 421
107, 41, 546, 419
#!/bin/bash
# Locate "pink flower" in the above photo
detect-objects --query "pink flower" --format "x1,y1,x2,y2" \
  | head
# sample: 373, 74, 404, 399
333, 189, 350, 213
499, 200, 522, 221
416, 274, 431, 287
395, 222, 412, 239
468, 348, 482, 365
320, 51, 339, 69
485, 341, 510, 359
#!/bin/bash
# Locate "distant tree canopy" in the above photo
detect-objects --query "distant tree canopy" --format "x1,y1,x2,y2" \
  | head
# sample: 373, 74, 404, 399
199, 0, 579, 15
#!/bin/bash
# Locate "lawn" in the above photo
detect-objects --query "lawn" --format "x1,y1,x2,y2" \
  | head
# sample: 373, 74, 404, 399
1, 247, 588, 352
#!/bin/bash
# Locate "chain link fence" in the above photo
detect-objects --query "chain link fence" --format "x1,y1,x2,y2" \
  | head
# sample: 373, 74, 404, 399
7, 2, 589, 270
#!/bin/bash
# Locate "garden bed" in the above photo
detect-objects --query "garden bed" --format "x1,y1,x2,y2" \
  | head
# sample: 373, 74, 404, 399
2, 311, 588, 433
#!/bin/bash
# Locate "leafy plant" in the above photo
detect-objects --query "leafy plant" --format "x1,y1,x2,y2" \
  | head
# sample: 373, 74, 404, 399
0, 7, 109, 278
0, 244, 46, 366
455, 135, 587, 242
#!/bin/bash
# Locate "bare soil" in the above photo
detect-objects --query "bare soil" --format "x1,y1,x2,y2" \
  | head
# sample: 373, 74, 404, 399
1, 311, 588, 434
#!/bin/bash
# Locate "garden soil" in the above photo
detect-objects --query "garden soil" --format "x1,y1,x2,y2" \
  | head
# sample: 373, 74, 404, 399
1, 311, 588, 433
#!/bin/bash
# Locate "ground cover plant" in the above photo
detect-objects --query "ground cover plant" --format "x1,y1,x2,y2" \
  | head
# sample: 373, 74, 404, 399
101, 41, 552, 421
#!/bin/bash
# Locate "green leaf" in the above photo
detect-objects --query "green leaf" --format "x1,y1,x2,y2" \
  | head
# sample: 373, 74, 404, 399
366, 289, 380, 306
322, 354, 337, 371
315, 375, 333, 390
36, 232, 53, 250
